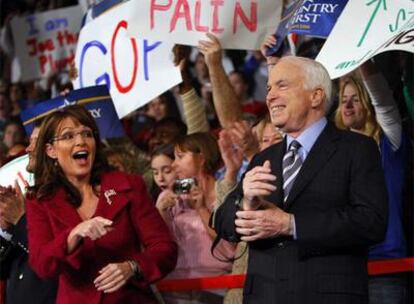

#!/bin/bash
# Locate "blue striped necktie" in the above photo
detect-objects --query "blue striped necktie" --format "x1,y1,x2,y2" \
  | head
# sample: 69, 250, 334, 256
283, 140, 303, 202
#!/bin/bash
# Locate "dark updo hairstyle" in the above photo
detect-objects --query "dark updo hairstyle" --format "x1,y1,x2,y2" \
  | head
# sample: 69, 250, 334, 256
32, 105, 110, 207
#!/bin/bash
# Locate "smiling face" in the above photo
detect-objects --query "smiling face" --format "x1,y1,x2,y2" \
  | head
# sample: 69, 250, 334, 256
260, 123, 283, 150
46, 117, 96, 184
340, 83, 366, 130
266, 59, 323, 138
151, 154, 177, 190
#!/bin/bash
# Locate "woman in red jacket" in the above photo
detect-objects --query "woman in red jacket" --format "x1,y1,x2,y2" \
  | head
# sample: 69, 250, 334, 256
26, 105, 177, 304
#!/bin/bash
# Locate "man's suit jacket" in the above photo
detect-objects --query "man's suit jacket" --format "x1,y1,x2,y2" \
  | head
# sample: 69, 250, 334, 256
0, 216, 57, 304
214, 123, 388, 304
26, 171, 177, 304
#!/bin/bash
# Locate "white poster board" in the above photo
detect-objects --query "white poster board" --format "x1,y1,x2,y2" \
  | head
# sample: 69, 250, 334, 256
73, 1, 182, 118
126, 0, 282, 50
10, 5, 83, 82
0, 155, 33, 190
316, 0, 414, 79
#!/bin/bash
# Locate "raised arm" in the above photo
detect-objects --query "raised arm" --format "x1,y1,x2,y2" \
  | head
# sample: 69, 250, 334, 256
198, 33, 242, 128
173, 45, 209, 133
359, 60, 402, 151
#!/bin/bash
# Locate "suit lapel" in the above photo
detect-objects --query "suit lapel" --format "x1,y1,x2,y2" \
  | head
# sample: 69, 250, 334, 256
284, 123, 340, 208
46, 188, 82, 227
97, 172, 131, 220
46, 172, 133, 226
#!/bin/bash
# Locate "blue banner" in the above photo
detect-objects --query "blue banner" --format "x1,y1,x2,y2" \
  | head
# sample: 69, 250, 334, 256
266, 0, 305, 56
267, 0, 347, 55
20, 85, 125, 139
290, 0, 348, 37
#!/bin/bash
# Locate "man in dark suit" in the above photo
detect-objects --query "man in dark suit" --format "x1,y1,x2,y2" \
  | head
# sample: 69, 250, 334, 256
213, 56, 388, 304
0, 125, 57, 304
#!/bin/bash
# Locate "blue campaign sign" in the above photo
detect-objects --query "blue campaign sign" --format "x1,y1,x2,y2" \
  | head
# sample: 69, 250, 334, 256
290, 0, 348, 38
20, 85, 125, 139
267, 0, 347, 55
266, 0, 305, 56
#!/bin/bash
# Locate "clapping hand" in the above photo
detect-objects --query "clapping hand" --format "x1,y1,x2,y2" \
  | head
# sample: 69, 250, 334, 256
242, 160, 276, 210
0, 181, 25, 229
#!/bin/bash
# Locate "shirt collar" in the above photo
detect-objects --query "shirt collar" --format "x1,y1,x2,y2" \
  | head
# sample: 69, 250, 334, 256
286, 117, 327, 154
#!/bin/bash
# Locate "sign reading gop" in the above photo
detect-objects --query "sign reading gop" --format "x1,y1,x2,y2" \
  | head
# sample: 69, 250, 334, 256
316, 0, 414, 79
126, 0, 282, 50
10, 5, 83, 82
73, 1, 182, 118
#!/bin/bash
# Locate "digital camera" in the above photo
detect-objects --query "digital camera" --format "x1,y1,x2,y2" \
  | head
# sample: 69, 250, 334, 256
173, 178, 197, 194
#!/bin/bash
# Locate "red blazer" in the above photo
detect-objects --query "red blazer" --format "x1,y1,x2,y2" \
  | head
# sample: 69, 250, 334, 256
27, 171, 177, 304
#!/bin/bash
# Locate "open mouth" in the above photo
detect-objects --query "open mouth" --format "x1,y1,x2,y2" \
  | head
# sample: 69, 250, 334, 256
72, 151, 89, 165
270, 105, 285, 112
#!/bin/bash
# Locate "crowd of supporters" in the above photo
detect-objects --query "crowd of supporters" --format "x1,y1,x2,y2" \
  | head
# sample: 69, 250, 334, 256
0, 0, 413, 303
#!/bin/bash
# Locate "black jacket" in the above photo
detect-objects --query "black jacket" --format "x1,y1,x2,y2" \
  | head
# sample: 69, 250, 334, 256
214, 123, 388, 304
0, 215, 57, 304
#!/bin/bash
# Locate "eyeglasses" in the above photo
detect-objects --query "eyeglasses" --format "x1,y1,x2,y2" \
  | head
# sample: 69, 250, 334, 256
51, 129, 95, 143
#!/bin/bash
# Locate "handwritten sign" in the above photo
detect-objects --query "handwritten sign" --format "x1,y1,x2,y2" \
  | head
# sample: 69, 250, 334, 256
73, 1, 182, 118
126, 0, 282, 50
0, 155, 33, 189
316, 0, 414, 79
10, 5, 83, 82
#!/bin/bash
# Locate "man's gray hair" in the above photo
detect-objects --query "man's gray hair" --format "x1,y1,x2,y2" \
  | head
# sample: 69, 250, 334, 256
282, 56, 333, 113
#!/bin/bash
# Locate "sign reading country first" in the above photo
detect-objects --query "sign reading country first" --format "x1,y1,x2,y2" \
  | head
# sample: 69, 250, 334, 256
11, 5, 83, 82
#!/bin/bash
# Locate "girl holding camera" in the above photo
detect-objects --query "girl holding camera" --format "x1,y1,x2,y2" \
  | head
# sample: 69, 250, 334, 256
156, 132, 234, 303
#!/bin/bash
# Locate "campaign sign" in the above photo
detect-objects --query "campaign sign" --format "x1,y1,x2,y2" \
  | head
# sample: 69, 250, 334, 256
73, 1, 182, 118
0, 154, 33, 189
20, 85, 124, 139
290, 0, 347, 38
316, 0, 414, 79
126, 0, 282, 50
266, 0, 305, 55
10, 5, 83, 82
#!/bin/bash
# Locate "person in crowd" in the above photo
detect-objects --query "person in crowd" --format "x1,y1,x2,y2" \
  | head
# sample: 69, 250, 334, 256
147, 117, 187, 152
253, 114, 284, 151
158, 132, 234, 303
0, 123, 58, 304
145, 92, 181, 123
26, 105, 177, 304
0, 93, 12, 136
2, 120, 26, 149
335, 61, 409, 304
228, 70, 268, 119
213, 56, 388, 304
151, 144, 177, 217
103, 138, 153, 191
8, 82, 25, 117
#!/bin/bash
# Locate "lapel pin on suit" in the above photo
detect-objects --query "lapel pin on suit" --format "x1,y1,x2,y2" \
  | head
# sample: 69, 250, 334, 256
104, 189, 117, 205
